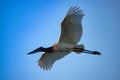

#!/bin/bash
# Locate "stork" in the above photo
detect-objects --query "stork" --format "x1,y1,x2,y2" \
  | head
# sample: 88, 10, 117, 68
28, 6, 101, 70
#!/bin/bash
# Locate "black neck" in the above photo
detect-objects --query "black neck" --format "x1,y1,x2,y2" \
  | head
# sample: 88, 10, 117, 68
44, 47, 53, 53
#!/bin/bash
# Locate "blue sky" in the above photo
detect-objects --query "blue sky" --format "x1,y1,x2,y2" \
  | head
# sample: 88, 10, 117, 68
1, 0, 120, 80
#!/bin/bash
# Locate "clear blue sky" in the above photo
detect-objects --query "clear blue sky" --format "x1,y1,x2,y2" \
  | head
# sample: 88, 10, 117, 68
1, 0, 120, 80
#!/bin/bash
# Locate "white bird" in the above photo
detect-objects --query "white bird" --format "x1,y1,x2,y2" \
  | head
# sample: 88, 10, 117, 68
28, 6, 101, 71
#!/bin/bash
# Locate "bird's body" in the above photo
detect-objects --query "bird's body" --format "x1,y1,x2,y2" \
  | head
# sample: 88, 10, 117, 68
28, 6, 101, 70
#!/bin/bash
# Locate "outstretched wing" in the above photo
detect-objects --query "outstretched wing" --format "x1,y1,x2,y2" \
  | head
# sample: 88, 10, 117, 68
58, 6, 84, 45
38, 52, 69, 70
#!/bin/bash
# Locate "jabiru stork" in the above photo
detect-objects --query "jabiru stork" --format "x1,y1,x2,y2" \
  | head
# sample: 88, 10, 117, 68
28, 6, 101, 70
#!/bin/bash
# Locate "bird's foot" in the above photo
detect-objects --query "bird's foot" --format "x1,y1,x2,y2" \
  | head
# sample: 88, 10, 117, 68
83, 49, 101, 55
92, 51, 101, 55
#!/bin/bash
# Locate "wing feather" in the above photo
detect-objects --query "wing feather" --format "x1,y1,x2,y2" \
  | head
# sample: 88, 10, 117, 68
37, 6, 84, 71
38, 52, 69, 70
58, 6, 84, 45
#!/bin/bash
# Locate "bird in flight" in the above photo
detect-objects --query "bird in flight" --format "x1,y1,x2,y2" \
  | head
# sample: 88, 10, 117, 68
28, 6, 101, 71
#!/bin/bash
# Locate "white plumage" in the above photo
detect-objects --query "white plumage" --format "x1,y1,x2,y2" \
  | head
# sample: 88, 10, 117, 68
28, 6, 101, 71
38, 6, 84, 70
39, 52, 69, 70
59, 6, 84, 45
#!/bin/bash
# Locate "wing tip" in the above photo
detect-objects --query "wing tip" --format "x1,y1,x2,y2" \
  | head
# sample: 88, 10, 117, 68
67, 6, 85, 16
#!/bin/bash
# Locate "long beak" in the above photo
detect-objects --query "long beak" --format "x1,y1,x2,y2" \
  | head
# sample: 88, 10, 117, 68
27, 47, 41, 55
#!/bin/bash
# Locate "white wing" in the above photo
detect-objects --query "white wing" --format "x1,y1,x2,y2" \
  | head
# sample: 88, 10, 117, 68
38, 6, 84, 71
38, 52, 69, 70
59, 6, 84, 45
